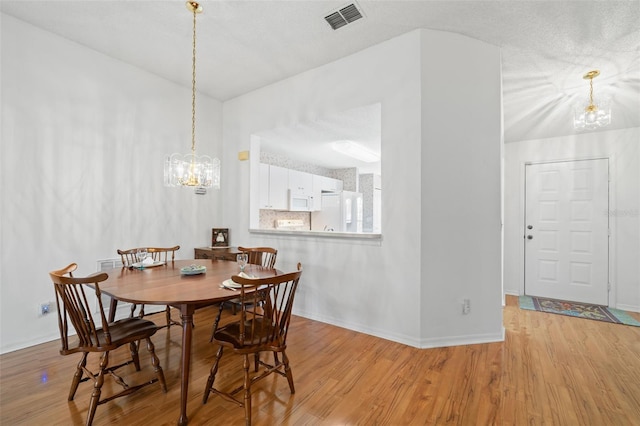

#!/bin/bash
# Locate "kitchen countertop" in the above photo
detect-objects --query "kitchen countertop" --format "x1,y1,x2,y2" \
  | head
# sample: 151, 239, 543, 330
250, 228, 382, 240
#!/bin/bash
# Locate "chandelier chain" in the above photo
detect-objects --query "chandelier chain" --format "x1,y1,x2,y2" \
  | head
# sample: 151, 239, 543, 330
191, 6, 197, 155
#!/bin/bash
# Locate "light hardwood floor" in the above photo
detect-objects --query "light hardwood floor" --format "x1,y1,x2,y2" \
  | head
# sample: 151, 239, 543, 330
1, 295, 639, 425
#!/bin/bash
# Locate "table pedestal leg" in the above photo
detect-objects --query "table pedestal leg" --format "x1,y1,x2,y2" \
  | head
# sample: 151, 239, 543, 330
108, 299, 118, 323
178, 306, 194, 426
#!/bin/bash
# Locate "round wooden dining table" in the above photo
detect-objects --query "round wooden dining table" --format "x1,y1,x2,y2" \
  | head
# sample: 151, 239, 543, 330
98, 258, 281, 425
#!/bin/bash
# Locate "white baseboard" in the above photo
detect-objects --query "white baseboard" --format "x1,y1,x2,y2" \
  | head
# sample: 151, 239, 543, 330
419, 328, 505, 349
293, 309, 506, 349
616, 303, 640, 313
293, 308, 422, 347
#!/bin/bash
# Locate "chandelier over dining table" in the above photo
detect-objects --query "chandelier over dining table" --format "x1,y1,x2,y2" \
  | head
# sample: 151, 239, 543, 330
164, 1, 220, 190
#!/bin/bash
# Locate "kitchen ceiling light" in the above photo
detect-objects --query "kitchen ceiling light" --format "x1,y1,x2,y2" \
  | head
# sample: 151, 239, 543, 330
332, 141, 380, 163
164, 2, 220, 191
573, 69, 611, 131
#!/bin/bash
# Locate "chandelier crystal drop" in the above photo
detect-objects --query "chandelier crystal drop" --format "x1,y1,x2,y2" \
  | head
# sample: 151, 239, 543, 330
164, 1, 220, 190
573, 70, 611, 131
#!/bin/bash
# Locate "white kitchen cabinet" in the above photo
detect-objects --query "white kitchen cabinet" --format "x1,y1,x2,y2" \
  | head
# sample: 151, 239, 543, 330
260, 165, 345, 212
311, 175, 323, 212
312, 175, 344, 211
313, 175, 343, 193
324, 176, 343, 192
288, 169, 313, 193
259, 164, 288, 210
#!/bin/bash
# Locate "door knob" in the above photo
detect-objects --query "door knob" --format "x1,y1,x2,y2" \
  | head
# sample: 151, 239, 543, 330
527, 225, 533, 230
527, 235, 533, 240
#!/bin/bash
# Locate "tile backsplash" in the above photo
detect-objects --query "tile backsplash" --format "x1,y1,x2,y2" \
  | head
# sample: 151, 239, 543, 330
259, 210, 310, 230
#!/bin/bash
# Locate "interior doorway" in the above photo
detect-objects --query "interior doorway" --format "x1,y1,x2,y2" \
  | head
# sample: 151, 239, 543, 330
524, 159, 609, 305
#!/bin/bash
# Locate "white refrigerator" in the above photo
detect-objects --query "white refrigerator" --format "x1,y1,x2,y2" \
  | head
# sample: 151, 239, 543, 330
311, 191, 363, 232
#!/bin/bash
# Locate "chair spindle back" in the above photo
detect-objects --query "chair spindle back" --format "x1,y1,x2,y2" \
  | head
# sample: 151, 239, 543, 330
117, 245, 180, 266
237, 246, 278, 269
232, 267, 301, 348
50, 263, 111, 353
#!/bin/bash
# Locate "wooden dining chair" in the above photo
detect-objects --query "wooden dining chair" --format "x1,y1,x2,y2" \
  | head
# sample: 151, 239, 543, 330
209, 246, 279, 341
237, 246, 278, 268
50, 263, 167, 426
116, 245, 181, 328
230, 246, 277, 315
203, 263, 303, 426
117, 245, 180, 266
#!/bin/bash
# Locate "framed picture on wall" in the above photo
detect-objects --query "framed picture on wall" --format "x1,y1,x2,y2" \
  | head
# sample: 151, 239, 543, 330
212, 228, 229, 247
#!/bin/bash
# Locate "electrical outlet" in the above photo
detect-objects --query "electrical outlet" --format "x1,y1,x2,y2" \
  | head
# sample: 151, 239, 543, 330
462, 299, 471, 315
39, 302, 52, 316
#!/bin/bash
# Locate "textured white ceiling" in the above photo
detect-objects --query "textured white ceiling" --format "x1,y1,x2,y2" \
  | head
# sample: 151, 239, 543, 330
2, 0, 639, 151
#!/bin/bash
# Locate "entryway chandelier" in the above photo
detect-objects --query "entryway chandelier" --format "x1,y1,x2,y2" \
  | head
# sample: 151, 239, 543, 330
573, 69, 611, 131
164, 1, 220, 190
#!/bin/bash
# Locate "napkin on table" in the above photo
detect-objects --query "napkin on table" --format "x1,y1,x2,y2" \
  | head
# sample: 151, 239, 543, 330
223, 272, 256, 289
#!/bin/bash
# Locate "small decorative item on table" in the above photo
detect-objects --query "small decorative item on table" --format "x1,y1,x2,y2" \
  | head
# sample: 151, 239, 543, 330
212, 228, 229, 247
180, 264, 207, 276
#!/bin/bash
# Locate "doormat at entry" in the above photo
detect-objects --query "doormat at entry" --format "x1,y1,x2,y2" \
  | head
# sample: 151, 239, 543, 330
519, 295, 640, 327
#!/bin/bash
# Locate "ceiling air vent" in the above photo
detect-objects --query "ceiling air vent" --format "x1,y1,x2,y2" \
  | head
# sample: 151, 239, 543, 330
324, 3, 363, 30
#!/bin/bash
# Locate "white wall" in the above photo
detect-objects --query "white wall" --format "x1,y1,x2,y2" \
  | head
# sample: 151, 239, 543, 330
419, 31, 504, 345
0, 15, 223, 353
504, 127, 640, 312
225, 30, 424, 345
222, 29, 504, 347
1, 17, 506, 352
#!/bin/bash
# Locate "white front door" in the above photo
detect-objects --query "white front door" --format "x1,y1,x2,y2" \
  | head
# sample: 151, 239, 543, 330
524, 159, 609, 305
